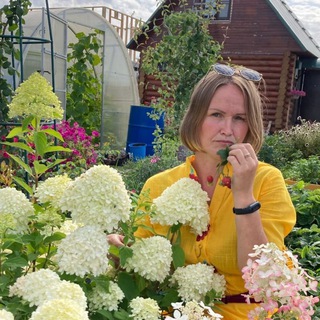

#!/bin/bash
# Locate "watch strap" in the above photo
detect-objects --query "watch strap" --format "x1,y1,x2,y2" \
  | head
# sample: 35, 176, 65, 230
233, 201, 261, 215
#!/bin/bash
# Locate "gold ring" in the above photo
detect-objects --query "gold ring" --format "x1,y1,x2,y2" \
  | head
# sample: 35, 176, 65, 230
244, 154, 251, 158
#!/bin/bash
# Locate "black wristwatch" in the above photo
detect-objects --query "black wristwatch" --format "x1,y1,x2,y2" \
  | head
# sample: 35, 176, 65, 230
233, 201, 261, 215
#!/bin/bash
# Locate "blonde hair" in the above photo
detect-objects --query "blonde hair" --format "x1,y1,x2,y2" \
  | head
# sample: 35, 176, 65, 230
179, 71, 265, 153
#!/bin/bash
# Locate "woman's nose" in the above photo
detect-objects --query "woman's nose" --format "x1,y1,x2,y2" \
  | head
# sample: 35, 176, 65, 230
220, 118, 233, 136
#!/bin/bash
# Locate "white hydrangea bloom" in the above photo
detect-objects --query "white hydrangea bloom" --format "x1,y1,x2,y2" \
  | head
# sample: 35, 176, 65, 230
29, 299, 89, 320
88, 281, 124, 312
58, 165, 131, 232
8, 72, 64, 121
48, 280, 87, 310
35, 174, 72, 207
152, 178, 210, 235
170, 263, 226, 302
56, 225, 110, 277
9, 269, 61, 306
55, 219, 82, 236
129, 297, 161, 320
0, 309, 14, 320
0, 187, 34, 233
125, 236, 172, 283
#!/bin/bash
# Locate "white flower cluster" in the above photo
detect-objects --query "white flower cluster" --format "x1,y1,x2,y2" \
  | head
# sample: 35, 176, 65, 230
9, 269, 87, 314
152, 178, 210, 235
56, 225, 110, 277
56, 218, 82, 236
29, 299, 89, 320
0, 309, 14, 320
129, 297, 161, 320
35, 174, 72, 208
8, 72, 64, 121
170, 263, 226, 302
0, 187, 34, 233
165, 301, 223, 320
125, 236, 173, 282
88, 281, 124, 312
242, 242, 319, 320
58, 165, 131, 232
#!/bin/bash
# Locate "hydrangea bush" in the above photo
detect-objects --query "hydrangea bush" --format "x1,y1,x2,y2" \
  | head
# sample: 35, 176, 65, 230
242, 243, 319, 320
0, 164, 226, 319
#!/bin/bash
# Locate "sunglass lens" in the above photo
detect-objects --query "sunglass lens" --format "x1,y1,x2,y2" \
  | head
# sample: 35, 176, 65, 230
213, 64, 235, 76
240, 69, 262, 82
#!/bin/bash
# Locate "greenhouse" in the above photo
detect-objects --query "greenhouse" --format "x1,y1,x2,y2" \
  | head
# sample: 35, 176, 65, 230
3, 6, 139, 147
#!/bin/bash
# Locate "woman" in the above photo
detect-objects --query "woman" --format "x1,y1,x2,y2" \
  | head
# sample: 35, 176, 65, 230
110, 63, 296, 319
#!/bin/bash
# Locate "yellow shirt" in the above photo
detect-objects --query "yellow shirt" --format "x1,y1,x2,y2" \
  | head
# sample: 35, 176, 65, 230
136, 155, 296, 319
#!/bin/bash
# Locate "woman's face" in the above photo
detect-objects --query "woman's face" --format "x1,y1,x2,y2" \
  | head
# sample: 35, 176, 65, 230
199, 83, 249, 157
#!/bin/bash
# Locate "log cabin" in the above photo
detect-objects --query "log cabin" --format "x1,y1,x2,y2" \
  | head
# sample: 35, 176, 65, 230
127, 0, 320, 131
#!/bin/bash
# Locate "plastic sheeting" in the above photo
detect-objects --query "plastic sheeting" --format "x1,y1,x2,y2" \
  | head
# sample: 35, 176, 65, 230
6, 6, 140, 147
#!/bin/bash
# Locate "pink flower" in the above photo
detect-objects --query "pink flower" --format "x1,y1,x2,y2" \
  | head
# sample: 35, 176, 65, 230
242, 243, 318, 319
289, 89, 306, 97
150, 156, 160, 163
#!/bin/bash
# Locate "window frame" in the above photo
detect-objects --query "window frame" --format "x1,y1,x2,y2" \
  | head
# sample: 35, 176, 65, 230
192, 0, 232, 21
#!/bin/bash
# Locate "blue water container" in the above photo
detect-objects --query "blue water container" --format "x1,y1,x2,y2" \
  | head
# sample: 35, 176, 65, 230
126, 105, 165, 156
128, 143, 147, 161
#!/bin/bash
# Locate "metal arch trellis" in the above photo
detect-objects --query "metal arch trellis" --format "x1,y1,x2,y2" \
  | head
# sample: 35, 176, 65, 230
0, 0, 56, 185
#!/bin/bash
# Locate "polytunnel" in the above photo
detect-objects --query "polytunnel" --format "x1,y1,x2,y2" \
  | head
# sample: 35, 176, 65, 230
5, 6, 140, 147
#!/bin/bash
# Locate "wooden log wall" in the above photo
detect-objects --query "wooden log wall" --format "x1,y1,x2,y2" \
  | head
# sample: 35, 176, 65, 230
140, 53, 298, 132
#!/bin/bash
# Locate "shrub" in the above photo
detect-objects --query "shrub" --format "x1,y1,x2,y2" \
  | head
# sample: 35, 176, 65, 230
282, 155, 320, 184
118, 154, 183, 193
278, 118, 320, 159
287, 182, 320, 227
258, 134, 302, 170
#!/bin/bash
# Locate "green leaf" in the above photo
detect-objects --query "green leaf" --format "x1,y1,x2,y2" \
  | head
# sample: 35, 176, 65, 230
117, 272, 139, 300
7, 153, 33, 176
12, 176, 33, 195
43, 146, 72, 154
22, 115, 35, 130
2, 256, 28, 268
0, 275, 11, 291
34, 131, 47, 157
113, 309, 131, 320
159, 288, 179, 309
1, 141, 34, 153
95, 310, 114, 319
217, 146, 230, 165
46, 158, 68, 170
172, 244, 185, 268
119, 246, 133, 267
43, 232, 66, 244
6, 126, 25, 138
33, 161, 48, 175
41, 128, 64, 141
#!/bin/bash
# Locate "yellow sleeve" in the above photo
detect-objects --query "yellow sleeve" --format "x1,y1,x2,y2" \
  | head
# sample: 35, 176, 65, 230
254, 162, 296, 249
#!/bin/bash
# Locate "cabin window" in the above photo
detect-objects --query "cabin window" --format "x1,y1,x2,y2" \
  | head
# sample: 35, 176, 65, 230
193, 0, 231, 20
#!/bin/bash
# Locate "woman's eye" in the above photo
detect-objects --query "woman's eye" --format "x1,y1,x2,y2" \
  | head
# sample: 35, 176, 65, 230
234, 115, 246, 121
211, 112, 222, 118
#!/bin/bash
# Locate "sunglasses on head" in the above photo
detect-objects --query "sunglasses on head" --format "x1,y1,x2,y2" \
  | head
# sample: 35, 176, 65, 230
211, 63, 262, 82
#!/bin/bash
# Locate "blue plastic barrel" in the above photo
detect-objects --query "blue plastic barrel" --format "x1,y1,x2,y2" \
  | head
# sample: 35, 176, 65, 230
128, 143, 147, 161
126, 105, 165, 156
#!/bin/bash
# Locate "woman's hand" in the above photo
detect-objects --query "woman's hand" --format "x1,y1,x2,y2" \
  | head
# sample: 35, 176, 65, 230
107, 234, 125, 247
227, 143, 258, 206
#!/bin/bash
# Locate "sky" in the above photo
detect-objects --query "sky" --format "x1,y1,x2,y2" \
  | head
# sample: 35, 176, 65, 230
7, 0, 320, 46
